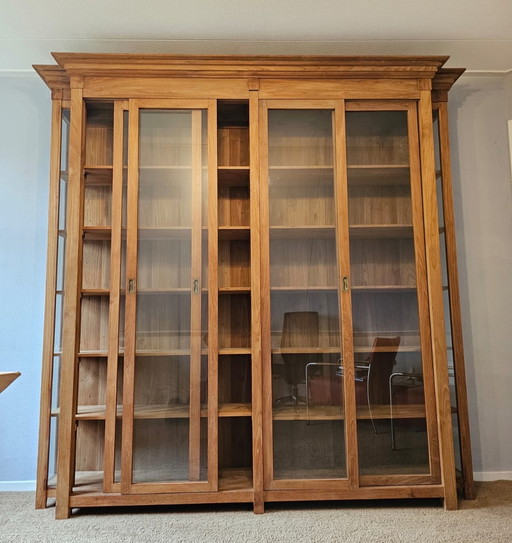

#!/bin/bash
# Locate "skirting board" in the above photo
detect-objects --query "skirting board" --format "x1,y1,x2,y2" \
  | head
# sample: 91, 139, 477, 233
473, 472, 512, 482
0, 481, 36, 491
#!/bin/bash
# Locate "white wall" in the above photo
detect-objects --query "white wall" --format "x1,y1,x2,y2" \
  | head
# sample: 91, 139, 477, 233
449, 74, 512, 480
0, 72, 510, 488
0, 74, 50, 488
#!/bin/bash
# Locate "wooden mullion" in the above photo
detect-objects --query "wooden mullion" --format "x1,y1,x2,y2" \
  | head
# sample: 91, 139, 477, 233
406, 102, 441, 483
36, 98, 63, 509
103, 101, 124, 493
437, 102, 474, 499
55, 87, 85, 519
120, 101, 139, 494
258, 101, 273, 491
188, 109, 203, 481
207, 100, 219, 492
334, 101, 359, 488
249, 91, 264, 513
418, 90, 457, 510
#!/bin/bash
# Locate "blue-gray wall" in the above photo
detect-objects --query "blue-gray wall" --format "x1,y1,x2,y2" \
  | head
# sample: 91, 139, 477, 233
0, 74, 50, 488
0, 72, 510, 488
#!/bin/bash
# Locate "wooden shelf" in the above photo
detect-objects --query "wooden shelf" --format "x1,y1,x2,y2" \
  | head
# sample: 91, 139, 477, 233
81, 289, 110, 296
349, 224, 413, 238
218, 226, 250, 240
218, 166, 250, 186
268, 166, 334, 185
84, 166, 113, 185
219, 286, 251, 294
270, 226, 335, 239
82, 226, 111, 240
272, 403, 426, 421
271, 286, 337, 292
351, 285, 417, 293
52, 402, 252, 420
218, 347, 251, 355
272, 347, 340, 355
138, 165, 194, 185
137, 227, 192, 240
219, 468, 253, 492
347, 165, 410, 185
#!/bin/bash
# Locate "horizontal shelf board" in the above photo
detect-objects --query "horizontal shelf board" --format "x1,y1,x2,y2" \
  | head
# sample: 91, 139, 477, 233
84, 166, 113, 185
134, 288, 192, 295
138, 227, 192, 240
218, 226, 250, 240
349, 224, 413, 238
218, 469, 253, 492
81, 289, 110, 296
272, 404, 426, 421
354, 345, 421, 353
271, 286, 337, 292
273, 347, 341, 354
270, 226, 335, 239
347, 165, 410, 185
218, 167, 250, 187
137, 165, 196, 185
218, 347, 251, 355
219, 286, 251, 293
52, 402, 252, 420
82, 226, 112, 240
351, 285, 417, 293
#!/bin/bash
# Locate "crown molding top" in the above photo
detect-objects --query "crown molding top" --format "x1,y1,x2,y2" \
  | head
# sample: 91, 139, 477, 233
49, 52, 449, 80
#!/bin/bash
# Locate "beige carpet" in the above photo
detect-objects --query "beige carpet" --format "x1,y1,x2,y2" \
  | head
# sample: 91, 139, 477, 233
1, 482, 511, 543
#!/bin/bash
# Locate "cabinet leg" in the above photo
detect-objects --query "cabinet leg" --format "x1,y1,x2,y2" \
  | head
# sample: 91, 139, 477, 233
253, 493, 264, 514
443, 494, 458, 511
55, 504, 71, 519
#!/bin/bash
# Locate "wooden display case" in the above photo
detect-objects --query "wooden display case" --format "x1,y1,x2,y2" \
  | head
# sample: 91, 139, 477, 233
34, 54, 473, 518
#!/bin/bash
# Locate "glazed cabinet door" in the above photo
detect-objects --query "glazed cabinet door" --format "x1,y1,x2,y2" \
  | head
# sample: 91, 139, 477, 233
121, 100, 217, 493
260, 101, 355, 490
345, 102, 440, 484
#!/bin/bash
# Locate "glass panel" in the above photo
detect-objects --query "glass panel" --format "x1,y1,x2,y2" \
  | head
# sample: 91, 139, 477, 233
268, 109, 346, 480
47, 107, 70, 487
132, 109, 208, 484
432, 111, 462, 472
346, 110, 430, 476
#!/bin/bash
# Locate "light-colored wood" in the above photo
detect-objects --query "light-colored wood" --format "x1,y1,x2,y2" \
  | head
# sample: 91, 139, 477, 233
418, 90, 457, 510
208, 101, 220, 493
263, 485, 444, 502
55, 87, 85, 520
103, 101, 124, 493
334, 102, 359, 489
35, 54, 468, 515
405, 101, 441, 484
437, 102, 474, 499
259, 101, 274, 491
120, 101, 139, 494
249, 91, 264, 513
36, 98, 63, 509
84, 77, 251, 100
0, 372, 21, 393
188, 109, 203, 481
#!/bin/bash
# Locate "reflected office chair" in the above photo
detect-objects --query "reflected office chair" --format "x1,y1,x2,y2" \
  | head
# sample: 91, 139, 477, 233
354, 336, 401, 434
275, 311, 319, 409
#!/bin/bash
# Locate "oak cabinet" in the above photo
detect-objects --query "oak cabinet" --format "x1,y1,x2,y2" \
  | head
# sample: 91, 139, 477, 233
34, 55, 473, 518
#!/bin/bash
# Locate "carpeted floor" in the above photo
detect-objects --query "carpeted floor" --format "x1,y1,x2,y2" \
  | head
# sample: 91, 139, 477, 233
1, 481, 511, 543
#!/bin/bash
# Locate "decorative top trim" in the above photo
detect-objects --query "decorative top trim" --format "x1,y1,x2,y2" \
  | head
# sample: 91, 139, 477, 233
50, 52, 449, 79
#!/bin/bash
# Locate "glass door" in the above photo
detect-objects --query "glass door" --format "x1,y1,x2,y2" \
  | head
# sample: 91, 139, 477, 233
261, 101, 352, 489
121, 100, 216, 493
345, 102, 440, 483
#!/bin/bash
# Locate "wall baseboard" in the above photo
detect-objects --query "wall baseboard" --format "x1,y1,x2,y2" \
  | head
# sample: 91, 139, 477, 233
473, 471, 512, 481
0, 481, 36, 491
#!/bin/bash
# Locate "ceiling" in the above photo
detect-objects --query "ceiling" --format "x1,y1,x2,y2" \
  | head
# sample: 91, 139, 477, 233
1, 0, 512, 72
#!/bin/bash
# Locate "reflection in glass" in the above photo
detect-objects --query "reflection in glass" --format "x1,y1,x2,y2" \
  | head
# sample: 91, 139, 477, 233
131, 109, 208, 484
268, 109, 346, 480
346, 110, 430, 475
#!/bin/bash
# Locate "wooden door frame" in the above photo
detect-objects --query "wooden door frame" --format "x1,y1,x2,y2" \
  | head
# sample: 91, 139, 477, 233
120, 99, 218, 495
